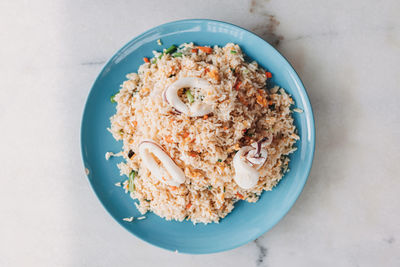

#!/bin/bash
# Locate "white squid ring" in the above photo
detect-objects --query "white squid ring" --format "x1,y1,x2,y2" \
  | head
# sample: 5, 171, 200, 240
233, 147, 261, 190
139, 140, 186, 186
233, 138, 270, 190
164, 77, 213, 117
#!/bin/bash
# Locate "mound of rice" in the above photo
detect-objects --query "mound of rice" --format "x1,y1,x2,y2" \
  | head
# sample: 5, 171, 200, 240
109, 43, 299, 224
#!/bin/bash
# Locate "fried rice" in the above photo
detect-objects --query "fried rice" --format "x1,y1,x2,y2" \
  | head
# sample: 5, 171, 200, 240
109, 43, 299, 224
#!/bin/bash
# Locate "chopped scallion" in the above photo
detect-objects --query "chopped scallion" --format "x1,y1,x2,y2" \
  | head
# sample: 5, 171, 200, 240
244, 129, 254, 137
110, 93, 117, 103
128, 170, 138, 192
230, 50, 237, 54
218, 159, 222, 162
185, 89, 194, 103
165, 45, 177, 54
269, 104, 276, 110
172, 52, 182, 58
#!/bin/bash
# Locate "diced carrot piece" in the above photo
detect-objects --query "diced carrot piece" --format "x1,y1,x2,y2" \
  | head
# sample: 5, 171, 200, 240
170, 186, 177, 191
189, 152, 197, 157
140, 87, 150, 94
165, 135, 173, 143
207, 69, 220, 81
234, 80, 242, 91
191, 48, 198, 53
203, 115, 208, 119
186, 203, 192, 209
182, 131, 190, 138
236, 192, 244, 199
197, 46, 213, 54
266, 72, 272, 78
256, 95, 268, 107
143, 57, 150, 63
238, 95, 248, 105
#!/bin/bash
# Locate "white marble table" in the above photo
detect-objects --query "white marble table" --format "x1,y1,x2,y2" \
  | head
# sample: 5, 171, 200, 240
1, 0, 399, 266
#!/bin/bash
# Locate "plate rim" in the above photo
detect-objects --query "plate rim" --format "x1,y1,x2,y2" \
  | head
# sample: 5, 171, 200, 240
80, 18, 316, 254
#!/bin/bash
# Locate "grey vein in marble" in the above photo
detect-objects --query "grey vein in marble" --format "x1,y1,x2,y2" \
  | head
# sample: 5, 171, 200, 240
384, 237, 396, 244
254, 238, 268, 266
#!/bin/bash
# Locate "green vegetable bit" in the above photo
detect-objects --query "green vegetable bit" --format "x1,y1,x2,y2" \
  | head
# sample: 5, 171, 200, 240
217, 159, 222, 162
151, 58, 157, 64
230, 50, 237, 54
208, 185, 213, 190
185, 89, 194, 104
128, 170, 138, 192
110, 93, 117, 103
269, 104, 276, 110
172, 52, 183, 58
244, 129, 254, 137
165, 45, 177, 54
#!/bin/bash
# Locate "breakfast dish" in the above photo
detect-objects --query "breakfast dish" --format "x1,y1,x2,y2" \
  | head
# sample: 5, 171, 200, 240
108, 42, 299, 224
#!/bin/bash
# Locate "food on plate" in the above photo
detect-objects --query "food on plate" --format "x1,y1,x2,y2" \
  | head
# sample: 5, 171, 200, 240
108, 43, 299, 223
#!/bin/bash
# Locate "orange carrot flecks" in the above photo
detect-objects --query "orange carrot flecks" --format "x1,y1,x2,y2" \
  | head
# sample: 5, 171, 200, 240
182, 131, 190, 138
165, 135, 173, 143
197, 46, 213, 54
236, 192, 244, 199
234, 80, 242, 91
207, 69, 220, 81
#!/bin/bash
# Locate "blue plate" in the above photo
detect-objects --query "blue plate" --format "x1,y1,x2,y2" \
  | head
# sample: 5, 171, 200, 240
81, 19, 315, 254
